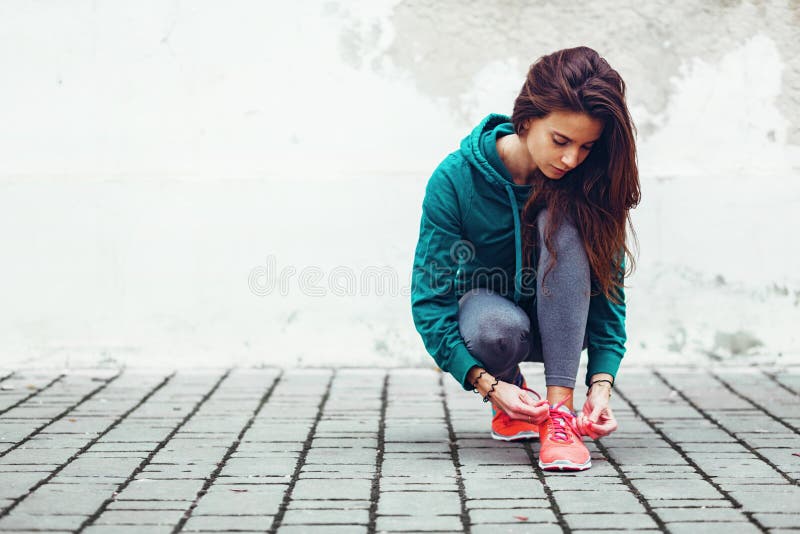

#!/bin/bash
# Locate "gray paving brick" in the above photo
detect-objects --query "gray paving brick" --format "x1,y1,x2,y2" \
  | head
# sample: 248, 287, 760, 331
282, 507, 368, 525
181, 514, 273, 531
563, 512, 658, 529
666, 522, 763, 533
193, 487, 285, 515
288, 499, 370, 509
291, 478, 371, 500
463, 477, 546, 500
550, 489, 644, 514
0, 512, 88, 530
751, 512, 800, 528
466, 498, 551, 509
471, 525, 562, 534
117, 478, 205, 500
375, 514, 463, 531
631, 478, 723, 500
652, 506, 752, 522
378, 490, 461, 516
278, 526, 366, 534
469, 508, 557, 524
93, 509, 185, 525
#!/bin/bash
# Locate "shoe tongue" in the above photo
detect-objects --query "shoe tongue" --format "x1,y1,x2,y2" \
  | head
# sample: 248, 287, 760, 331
555, 404, 573, 416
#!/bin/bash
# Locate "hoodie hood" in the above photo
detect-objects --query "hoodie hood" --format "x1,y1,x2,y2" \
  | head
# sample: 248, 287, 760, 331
459, 113, 532, 305
459, 113, 532, 197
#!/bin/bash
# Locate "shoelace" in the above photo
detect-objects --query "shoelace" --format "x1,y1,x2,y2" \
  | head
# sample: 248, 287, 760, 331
547, 394, 583, 443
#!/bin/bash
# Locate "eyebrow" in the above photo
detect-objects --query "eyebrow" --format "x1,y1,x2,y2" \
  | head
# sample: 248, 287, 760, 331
552, 130, 600, 145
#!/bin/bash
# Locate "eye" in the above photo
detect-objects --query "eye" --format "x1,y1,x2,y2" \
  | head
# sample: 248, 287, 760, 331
553, 138, 567, 146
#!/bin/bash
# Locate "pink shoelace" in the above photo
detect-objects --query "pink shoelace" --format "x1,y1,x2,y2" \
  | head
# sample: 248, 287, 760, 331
548, 395, 583, 442
520, 387, 583, 441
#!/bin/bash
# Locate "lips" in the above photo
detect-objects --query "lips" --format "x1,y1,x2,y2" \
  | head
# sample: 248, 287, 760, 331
551, 165, 567, 173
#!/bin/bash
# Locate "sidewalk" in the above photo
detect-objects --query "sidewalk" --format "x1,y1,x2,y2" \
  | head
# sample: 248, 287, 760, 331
0, 365, 798, 533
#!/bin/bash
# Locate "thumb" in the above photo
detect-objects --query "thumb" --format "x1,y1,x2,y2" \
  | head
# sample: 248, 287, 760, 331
589, 405, 604, 422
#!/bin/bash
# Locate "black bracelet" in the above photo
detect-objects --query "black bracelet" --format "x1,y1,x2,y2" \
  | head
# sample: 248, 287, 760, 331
589, 378, 614, 398
471, 370, 488, 393
482, 378, 500, 403
589, 379, 614, 389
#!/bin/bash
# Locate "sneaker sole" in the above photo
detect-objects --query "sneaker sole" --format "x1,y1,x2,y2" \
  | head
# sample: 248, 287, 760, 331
538, 458, 592, 471
491, 430, 539, 442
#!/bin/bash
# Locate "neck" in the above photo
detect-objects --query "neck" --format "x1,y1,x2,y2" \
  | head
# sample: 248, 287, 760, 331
497, 134, 535, 185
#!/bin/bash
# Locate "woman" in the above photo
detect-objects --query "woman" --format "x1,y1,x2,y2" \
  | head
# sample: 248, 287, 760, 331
410, 46, 640, 471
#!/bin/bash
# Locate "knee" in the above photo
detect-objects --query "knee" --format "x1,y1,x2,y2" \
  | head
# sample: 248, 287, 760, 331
536, 209, 583, 252
466, 309, 530, 357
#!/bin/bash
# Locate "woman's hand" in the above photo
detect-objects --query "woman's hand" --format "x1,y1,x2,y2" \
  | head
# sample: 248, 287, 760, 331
577, 383, 618, 439
467, 368, 549, 424
489, 381, 550, 424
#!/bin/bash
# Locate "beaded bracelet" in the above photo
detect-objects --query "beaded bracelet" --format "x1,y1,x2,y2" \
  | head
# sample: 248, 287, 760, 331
471, 370, 488, 393
482, 378, 500, 403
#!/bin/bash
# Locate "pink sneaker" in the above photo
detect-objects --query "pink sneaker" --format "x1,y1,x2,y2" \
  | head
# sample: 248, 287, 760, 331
538, 397, 591, 471
490, 384, 541, 441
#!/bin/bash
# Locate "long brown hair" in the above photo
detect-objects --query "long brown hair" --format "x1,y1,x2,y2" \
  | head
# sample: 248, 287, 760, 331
514, 46, 640, 303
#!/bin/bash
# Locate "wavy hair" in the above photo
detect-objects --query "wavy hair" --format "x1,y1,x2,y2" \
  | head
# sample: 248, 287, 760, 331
513, 46, 640, 303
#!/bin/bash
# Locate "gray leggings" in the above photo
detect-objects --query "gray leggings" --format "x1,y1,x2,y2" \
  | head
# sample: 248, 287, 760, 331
458, 209, 590, 388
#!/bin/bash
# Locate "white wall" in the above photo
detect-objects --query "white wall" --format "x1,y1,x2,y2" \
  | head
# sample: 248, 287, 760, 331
2, 1, 798, 368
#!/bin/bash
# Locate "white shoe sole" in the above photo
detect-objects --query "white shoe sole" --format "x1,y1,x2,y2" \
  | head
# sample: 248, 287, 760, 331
491, 430, 539, 441
538, 458, 592, 471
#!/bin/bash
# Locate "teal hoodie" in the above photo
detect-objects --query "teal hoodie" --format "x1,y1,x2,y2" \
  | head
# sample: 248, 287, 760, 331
410, 114, 627, 390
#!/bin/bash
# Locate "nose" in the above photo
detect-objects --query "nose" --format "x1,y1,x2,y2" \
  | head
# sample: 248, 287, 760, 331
561, 148, 580, 169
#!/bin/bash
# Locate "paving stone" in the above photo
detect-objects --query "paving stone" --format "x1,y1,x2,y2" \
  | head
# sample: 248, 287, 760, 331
550, 489, 644, 514
469, 508, 557, 524
278, 526, 365, 534
193, 488, 284, 515
282, 508, 368, 525
665, 522, 763, 533
304, 447, 377, 465
648, 499, 733, 508
470, 523, 562, 534
563, 512, 658, 529
107, 500, 189, 510
375, 515, 463, 531
652, 506, 752, 522
378, 490, 461, 516
291, 478, 371, 500
93, 509, 185, 525
182, 514, 273, 531
463, 477, 546, 499
751, 512, 800, 528
0, 513, 88, 530
631, 478, 723, 500
466, 498, 551, 509
117, 478, 205, 500
288, 499, 370, 510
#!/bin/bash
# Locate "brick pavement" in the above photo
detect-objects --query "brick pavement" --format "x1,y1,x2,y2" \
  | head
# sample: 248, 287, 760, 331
0, 365, 798, 533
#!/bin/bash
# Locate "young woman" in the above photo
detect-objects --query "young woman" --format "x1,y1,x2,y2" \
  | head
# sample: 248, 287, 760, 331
410, 46, 640, 471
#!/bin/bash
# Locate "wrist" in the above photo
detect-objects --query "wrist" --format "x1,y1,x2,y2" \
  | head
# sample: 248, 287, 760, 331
467, 367, 498, 398
588, 374, 614, 398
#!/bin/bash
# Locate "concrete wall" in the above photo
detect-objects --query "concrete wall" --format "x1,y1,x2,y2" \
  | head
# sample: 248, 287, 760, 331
2, 1, 798, 369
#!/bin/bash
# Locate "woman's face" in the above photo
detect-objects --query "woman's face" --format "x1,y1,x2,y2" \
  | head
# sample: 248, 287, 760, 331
522, 110, 604, 180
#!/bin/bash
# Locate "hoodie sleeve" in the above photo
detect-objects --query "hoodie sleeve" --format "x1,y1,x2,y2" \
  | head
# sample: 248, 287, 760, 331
585, 257, 627, 386
411, 160, 482, 390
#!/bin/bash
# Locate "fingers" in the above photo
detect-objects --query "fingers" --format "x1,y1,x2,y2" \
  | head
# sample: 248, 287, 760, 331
508, 401, 549, 424
586, 414, 618, 437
